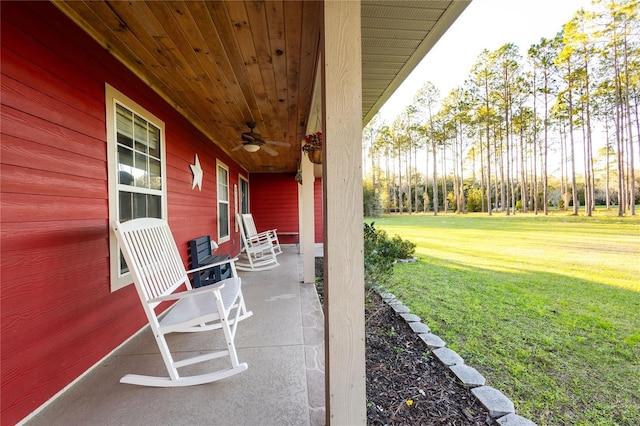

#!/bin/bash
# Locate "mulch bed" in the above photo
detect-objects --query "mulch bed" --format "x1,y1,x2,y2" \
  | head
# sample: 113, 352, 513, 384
315, 258, 493, 425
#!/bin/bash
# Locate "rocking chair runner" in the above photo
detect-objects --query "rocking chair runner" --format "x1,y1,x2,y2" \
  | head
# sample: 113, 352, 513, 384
235, 213, 279, 271
241, 213, 282, 255
111, 218, 252, 387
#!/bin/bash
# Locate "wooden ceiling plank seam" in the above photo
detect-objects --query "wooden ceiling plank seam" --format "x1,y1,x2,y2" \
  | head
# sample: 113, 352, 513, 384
205, 1, 263, 130
53, 1, 193, 116
283, 1, 303, 152
82, 2, 208, 122
296, 0, 321, 148
94, 0, 251, 167
143, 8, 241, 139
264, 1, 293, 142
184, 1, 253, 127
165, 0, 247, 132
226, 1, 275, 137
242, 0, 286, 142
225, 0, 278, 169
132, 2, 239, 134
55, 1, 245, 167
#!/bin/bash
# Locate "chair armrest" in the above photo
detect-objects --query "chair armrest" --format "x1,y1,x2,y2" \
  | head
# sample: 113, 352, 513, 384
186, 256, 239, 275
149, 279, 230, 303
247, 233, 273, 244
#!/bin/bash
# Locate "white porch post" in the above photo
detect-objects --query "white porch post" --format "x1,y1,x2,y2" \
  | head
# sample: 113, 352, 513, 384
322, 1, 365, 424
300, 153, 315, 283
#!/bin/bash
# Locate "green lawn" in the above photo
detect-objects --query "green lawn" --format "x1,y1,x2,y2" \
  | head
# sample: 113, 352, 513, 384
373, 211, 640, 425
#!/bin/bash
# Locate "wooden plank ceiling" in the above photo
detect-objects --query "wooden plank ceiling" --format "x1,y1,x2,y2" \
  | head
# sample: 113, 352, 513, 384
52, 0, 468, 174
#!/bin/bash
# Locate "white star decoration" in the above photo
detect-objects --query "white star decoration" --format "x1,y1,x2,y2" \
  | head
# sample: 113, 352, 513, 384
190, 154, 203, 190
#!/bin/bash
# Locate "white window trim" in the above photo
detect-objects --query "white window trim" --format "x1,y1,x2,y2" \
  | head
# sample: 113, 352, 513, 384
106, 83, 167, 292
217, 160, 230, 243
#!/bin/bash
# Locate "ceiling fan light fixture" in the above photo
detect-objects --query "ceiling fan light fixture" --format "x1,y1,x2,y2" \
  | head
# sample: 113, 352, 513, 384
243, 143, 261, 153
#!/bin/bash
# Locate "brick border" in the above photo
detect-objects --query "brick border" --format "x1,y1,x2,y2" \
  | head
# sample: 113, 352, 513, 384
377, 288, 537, 426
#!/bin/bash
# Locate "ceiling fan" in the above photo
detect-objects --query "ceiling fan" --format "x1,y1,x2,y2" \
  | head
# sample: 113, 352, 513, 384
231, 122, 290, 156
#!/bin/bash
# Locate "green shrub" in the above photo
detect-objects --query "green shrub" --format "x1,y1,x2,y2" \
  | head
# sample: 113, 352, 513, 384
466, 187, 483, 212
363, 182, 383, 217
363, 222, 415, 287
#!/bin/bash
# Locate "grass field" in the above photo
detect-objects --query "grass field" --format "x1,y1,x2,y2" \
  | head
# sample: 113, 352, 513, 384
372, 211, 640, 425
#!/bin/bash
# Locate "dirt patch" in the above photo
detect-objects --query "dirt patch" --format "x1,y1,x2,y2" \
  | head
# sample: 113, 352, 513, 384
315, 257, 492, 425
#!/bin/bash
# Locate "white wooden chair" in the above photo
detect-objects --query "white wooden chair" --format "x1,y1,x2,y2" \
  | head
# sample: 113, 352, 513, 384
235, 213, 279, 271
241, 213, 282, 255
111, 218, 252, 387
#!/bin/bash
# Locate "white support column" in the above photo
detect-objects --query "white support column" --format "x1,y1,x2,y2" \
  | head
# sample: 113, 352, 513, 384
300, 155, 315, 283
322, 1, 365, 424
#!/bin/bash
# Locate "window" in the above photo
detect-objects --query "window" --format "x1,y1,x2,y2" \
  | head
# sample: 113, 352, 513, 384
217, 161, 230, 242
106, 84, 167, 291
239, 175, 250, 214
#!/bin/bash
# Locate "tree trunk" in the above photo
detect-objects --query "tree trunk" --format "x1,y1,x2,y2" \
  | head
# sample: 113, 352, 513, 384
623, 35, 635, 216
397, 147, 402, 214
432, 143, 439, 216
567, 61, 579, 216
442, 148, 448, 214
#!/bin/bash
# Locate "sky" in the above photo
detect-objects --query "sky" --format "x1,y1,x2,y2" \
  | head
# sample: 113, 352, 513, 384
377, 0, 595, 123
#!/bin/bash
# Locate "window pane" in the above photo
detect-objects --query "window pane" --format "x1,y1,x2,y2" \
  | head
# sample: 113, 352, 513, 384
134, 192, 147, 218
117, 146, 134, 186
240, 179, 249, 214
148, 125, 160, 159
116, 104, 133, 148
218, 202, 229, 237
134, 114, 148, 153
147, 194, 161, 218
134, 152, 149, 188
119, 191, 132, 222
217, 167, 229, 202
217, 164, 230, 239
149, 158, 161, 190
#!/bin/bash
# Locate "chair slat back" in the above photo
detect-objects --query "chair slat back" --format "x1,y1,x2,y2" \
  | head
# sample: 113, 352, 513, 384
112, 218, 189, 306
241, 214, 259, 237
236, 214, 250, 245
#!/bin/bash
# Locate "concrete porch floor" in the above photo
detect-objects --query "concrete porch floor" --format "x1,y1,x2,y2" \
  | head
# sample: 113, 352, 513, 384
24, 246, 325, 426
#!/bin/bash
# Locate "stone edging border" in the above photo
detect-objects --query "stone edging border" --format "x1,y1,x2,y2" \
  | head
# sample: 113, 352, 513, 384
375, 287, 538, 426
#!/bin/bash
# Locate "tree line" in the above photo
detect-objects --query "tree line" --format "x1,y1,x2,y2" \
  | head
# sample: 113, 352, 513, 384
363, 0, 639, 217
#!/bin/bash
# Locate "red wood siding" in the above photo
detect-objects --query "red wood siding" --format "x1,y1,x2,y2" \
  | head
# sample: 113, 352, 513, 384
248, 173, 299, 244
1, 3, 246, 423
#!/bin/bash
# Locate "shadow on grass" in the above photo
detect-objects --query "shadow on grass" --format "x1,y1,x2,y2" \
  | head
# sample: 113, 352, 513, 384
387, 257, 640, 425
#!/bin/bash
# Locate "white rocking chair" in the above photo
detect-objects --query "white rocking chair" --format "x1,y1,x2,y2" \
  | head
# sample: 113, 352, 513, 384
111, 218, 252, 387
241, 213, 282, 255
235, 213, 279, 271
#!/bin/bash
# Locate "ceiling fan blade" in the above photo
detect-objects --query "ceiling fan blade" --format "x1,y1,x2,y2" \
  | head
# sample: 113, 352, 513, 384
231, 143, 244, 151
265, 140, 290, 147
262, 145, 278, 156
